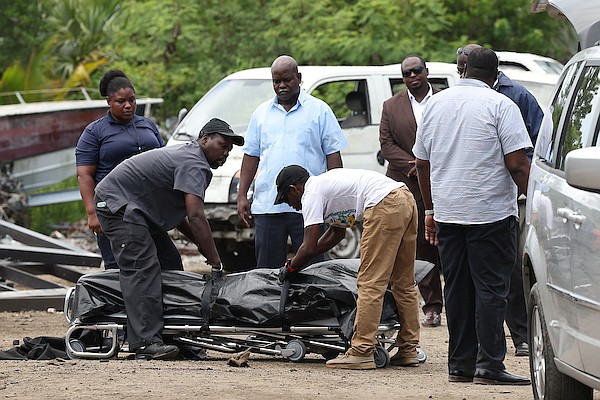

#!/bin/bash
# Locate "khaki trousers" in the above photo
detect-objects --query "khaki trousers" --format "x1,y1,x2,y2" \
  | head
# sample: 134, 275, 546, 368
348, 186, 420, 357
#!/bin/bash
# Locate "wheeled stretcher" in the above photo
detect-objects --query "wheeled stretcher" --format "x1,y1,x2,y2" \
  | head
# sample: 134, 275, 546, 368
64, 259, 433, 367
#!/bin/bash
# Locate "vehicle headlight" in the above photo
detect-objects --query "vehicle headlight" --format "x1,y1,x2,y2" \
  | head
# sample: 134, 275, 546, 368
228, 171, 254, 203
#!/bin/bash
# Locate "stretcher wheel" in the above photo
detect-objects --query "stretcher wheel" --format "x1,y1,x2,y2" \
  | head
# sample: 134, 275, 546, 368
67, 339, 85, 360
285, 339, 307, 362
374, 345, 390, 368
322, 351, 340, 361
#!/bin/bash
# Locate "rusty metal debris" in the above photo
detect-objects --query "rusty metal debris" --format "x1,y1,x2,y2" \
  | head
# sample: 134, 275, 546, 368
0, 219, 101, 312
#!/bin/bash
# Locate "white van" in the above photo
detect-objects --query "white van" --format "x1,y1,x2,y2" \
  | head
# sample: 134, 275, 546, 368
496, 51, 564, 75
167, 62, 459, 268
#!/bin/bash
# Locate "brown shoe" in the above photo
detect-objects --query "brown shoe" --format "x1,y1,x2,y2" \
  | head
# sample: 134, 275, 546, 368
326, 353, 376, 370
421, 311, 441, 327
390, 353, 419, 367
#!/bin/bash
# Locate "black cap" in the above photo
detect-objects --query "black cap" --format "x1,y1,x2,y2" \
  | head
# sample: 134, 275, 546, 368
199, 118, 244, 146
274, 165, 309, 205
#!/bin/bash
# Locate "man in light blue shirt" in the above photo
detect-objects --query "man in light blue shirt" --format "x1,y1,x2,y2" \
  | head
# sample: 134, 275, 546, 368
237, 55, 347, 268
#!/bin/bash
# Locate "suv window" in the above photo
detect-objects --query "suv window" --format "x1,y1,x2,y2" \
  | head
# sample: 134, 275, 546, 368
545, 62, 581, 165
556, 64, 600, 170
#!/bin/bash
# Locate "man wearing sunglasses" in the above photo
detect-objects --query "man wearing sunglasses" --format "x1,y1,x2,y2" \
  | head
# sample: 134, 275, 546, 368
458, 43, 544, 359
379, 55, 444, 329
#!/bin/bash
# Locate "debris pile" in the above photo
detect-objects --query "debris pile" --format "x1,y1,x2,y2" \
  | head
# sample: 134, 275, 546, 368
0, 174, 27, 226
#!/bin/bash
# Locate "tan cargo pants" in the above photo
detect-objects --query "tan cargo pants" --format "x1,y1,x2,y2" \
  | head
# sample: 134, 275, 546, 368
347, 186, 420, 358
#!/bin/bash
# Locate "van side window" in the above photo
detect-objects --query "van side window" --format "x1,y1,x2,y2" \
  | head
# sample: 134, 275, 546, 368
390, 78, 449, 95
311, 80, 370, 128
545, 62, 581, 166
556, 65, 600, 171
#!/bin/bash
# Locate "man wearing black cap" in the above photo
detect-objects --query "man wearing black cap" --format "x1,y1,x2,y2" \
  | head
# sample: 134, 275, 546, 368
274, 165, 421, 370
413, 48, 532, 385
94, 118, 243, 360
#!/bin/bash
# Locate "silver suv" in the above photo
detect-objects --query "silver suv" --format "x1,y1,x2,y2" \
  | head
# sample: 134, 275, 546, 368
524, 1, 600, 399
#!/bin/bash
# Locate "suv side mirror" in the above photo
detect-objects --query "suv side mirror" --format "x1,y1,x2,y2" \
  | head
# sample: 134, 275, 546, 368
565, 147, 600, 192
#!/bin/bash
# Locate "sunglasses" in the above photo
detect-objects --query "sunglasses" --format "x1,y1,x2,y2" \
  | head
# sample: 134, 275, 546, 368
456, 47, 473, 56
402, 65, 425, 78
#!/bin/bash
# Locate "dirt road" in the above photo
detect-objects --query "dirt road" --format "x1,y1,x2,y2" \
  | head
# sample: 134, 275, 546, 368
0, 309, 537, 400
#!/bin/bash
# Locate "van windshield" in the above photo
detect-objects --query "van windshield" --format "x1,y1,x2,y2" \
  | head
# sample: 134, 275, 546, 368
173, 79, 273, 139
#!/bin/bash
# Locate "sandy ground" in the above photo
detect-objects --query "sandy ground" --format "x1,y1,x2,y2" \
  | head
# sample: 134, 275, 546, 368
0, 307, 539, 400
0, 233, 543, 399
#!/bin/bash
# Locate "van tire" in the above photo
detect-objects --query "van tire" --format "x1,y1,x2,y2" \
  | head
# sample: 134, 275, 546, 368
528, 283, 593, 400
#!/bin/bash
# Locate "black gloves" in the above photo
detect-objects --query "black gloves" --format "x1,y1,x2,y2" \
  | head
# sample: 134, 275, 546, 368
278, 259, 299, 283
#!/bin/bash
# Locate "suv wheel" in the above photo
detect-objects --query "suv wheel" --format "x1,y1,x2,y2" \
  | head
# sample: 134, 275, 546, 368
528, 283, 593, 400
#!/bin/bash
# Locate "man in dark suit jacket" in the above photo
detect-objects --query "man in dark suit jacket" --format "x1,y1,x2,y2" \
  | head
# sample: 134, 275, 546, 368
379, 55, 443, 327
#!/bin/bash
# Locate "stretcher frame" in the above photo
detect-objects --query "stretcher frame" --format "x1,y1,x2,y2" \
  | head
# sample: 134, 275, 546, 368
63, 287, 426, 368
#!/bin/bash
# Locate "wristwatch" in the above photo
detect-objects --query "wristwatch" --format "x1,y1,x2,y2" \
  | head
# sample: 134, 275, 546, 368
424, 209, 434, 216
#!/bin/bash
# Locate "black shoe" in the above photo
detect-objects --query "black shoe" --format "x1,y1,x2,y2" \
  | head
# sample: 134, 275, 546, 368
473, 368, 531, 385
515, 342, 529, 357
135, 342, 179, 360
448, 369, 475, 382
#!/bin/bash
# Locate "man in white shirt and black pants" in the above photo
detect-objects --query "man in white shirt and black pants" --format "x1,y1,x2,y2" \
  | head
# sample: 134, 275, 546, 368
414, 47, 531, 385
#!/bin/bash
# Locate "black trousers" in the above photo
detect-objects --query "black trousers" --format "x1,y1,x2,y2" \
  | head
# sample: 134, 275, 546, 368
95, 205, 183, 351
414, 194, 443, 314
437, 216, 517, 371
505, 202, 528, 346
505, 252, 528, 346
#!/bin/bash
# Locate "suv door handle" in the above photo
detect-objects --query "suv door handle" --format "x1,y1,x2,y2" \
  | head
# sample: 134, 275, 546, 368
557, 207, 586, 229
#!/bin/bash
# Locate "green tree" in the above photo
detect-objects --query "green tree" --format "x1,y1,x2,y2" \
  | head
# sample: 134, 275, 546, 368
0, 2, 50, 73
43, 0, 124, 79
442, 0, 577, 63
2, 0, 579, 116
1, 0, 124, 102
105, 0, 276, 119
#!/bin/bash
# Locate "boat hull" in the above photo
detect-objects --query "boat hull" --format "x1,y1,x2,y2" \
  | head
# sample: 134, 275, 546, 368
0, 99, 162, 193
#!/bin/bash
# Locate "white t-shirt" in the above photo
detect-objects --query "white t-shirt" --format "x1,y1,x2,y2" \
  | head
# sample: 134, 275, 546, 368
301, 169, 405, 228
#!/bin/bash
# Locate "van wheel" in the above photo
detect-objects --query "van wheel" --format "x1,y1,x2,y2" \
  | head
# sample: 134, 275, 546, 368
528, 283, 592, 400
328, 224, 361, 259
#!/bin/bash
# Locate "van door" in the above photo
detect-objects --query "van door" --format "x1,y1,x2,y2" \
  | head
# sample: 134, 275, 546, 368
533, 60, 584, 368
563, 63, 600, 377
